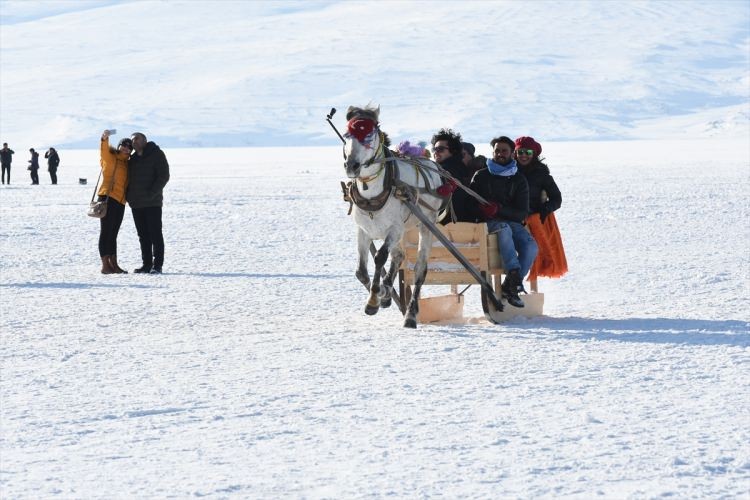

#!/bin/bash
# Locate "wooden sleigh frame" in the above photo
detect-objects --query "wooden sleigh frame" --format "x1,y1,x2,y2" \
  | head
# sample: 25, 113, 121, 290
398, 222, 544, 324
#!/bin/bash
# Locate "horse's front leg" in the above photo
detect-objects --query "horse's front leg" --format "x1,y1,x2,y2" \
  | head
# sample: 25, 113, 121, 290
380, 241, 404, 309
404, 225, 434, 328
365, 234, 395, 315
355, 229, 371, 291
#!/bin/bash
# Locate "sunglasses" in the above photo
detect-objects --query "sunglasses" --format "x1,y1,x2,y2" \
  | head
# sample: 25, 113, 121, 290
516, 149, 534, 156
432, 146, 450, 153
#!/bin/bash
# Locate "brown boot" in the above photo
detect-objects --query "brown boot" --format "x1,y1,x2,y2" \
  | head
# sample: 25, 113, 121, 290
109, 255, 128, 274
101, 255, 115, 274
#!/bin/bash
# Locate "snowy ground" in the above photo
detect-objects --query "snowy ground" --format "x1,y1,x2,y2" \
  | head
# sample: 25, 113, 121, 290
1, 140, 749, 498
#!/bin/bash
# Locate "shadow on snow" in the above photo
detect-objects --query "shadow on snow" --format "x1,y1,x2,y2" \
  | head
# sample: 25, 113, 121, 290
0, 282, 159, 289
510, 316, 749, 347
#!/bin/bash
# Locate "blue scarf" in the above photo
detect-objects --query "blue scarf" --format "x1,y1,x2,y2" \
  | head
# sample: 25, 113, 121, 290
486, 158, 518, 176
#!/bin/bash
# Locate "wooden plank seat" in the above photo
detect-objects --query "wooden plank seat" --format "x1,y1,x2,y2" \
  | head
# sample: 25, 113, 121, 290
398, 222, 544, 323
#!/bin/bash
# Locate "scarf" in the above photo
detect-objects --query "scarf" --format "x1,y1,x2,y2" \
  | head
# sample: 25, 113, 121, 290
486, 158, 518, 176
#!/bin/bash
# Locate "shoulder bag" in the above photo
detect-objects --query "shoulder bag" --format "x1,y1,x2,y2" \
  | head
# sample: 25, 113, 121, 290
87, 161, 118, 218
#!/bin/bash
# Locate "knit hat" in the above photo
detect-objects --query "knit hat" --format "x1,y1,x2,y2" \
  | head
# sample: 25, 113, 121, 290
514, 136, 542, 157
461, 142, 475, 157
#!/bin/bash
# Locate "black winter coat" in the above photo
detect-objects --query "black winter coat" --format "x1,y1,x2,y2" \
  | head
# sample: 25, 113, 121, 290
45, 150, 60, 170
0, 148, 13, 165
468, 167, 530, 224
438, 154, 477, 223
519, 159, 561, 216
126, 142, 170, 208
28, 152, 39, 169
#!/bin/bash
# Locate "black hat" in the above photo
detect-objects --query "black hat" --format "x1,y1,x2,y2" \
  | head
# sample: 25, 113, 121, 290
118, 138, 133, 149
461, 142, 475, 157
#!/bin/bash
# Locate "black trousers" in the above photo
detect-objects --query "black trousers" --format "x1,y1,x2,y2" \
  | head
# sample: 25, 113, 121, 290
30, 168, 39, 184
131, 206, 164, 269
1, 164, 9, 184
99, 198, 125, 256
49, 169, 57, 184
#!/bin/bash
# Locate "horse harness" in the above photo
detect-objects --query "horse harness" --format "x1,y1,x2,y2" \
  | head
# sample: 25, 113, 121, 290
342, 148, 443, 219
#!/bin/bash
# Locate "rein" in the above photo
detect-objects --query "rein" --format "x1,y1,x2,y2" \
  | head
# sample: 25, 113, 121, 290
356, 138, 387, 189
369, 151, 490, 206
334, 111, 489, 211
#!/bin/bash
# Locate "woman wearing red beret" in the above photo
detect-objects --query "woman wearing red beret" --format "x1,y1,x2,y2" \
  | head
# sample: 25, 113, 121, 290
514, 136, 568, 281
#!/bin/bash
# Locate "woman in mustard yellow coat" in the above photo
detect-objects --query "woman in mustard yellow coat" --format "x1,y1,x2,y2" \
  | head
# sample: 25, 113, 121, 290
98, 130, 130, 274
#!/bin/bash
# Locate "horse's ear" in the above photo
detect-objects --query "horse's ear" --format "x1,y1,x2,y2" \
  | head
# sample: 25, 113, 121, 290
373, 105, 380, 122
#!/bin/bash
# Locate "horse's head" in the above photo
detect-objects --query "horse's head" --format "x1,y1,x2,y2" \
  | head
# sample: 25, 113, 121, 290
343, 105, 382, 178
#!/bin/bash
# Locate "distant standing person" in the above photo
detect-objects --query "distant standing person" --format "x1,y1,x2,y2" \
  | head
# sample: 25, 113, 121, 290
127, 132, 170, 274
28, 148, 40, 185
98, 130, 131, 274
0, 143, 13, 184
45, 147, 60, 184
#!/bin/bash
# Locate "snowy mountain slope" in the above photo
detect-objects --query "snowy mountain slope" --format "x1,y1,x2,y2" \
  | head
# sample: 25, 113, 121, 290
0, 0, 748, 148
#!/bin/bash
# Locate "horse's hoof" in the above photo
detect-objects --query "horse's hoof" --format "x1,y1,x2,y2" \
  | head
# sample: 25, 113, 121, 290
381, 296, 392, 308
403, 318, 417, 328
365, 304, 379, 315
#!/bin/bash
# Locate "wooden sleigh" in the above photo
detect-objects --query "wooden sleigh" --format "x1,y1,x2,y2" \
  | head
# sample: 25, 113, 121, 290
398, 222, 544, 324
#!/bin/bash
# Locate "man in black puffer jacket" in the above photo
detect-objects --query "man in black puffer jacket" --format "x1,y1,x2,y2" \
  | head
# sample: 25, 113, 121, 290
469, 136, 537, 307
430, 128, 478, 224
127, 132, 170, 274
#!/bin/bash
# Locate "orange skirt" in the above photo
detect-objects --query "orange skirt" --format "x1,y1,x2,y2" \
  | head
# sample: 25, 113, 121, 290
526, 212, 568, 281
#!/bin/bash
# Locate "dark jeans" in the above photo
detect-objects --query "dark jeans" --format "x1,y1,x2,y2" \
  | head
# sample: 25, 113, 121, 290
49, 169, 57, 184
99, 198, 125, 256
30, 168, 39, 184
1, 164, 9, 184
131, 206, 164, 269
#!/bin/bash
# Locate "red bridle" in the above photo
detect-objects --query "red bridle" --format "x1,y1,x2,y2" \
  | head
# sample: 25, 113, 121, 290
347, 118, 376, 143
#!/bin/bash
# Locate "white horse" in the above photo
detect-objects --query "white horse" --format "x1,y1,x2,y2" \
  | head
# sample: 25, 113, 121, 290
343, 105, 444, 328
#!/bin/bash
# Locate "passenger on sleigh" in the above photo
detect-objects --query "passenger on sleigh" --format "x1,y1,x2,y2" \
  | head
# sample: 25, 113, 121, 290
396, 140, 431, 159
429, 128, 477, 224
469, 136, 537, 308
514, 136, 568, 281
460, 141, 486, 181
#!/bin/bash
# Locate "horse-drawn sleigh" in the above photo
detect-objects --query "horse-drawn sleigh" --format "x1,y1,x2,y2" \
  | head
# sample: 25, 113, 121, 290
331, 105, 544, 327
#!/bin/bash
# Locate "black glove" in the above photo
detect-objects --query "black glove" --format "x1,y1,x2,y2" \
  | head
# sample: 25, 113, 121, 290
539, 205, 550, 224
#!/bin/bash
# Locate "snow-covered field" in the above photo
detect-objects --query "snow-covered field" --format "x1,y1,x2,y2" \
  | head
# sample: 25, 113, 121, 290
1, 140, 748, 497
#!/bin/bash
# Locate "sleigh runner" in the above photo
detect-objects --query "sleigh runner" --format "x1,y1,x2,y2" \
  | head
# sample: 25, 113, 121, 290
399, 222, 544, 324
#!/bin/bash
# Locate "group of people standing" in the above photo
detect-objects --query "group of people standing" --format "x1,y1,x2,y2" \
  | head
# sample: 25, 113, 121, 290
0, 143, 59, 185
98, 130, 170, 275
428, 128, 568, 308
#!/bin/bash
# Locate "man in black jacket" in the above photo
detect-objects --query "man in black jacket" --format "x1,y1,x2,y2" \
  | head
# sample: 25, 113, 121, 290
469, 136, 537, 307
127, 132, 170, 274
45, 147, 60, 184
28, 148, 40, 185
1, 143, 14, 184
431, 128, 477, 224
